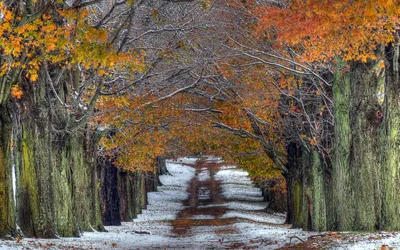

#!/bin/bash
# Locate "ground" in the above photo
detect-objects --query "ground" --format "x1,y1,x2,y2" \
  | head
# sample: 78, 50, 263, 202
1, 157, 400, 249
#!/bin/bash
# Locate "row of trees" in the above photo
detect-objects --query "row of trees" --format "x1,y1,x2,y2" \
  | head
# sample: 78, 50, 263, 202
0, 0, 215, 238
191, 0, 400, 232
1, 0, 400, 238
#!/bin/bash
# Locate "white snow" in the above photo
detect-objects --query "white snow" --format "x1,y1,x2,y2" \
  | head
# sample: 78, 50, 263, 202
215, 166, 265, 202
135, 162, 195, 222
12, 164, 16, 206
215, 166, 250, 180
5, 159, 399, 249
221, 210, 285, 224
167, 157, 198, 165
191, 215, 215, 220
197, 168, 210, 181
336, 232, 400, 249
1, 161, 196, 250
202, 155, 224, 163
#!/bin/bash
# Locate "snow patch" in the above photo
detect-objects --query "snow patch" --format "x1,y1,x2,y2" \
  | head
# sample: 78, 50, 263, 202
167, 157, 199, 165
191, 215, 215, 220
197, 168, 210, 181
12, 164, 16, 206
135, 162, 195, 222
221, 211, 285, 224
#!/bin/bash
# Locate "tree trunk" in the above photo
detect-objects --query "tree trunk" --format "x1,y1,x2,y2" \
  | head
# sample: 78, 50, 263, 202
133, 171, 144, 216
285, 143, 303, 227
129, 172, 138, 219
262, 186, 287, 214
156, 156, 169, 186
100, 157, 121, 226
71, 135, 93, 232
52, 135, 79, 237
0, 106, 15, 237
332, 60, 383, 231
301, 149, 326, 231
118, 170, 132, 221
381, 42, 400, 230
332, 61, 354, 231
15, 75, 56, 238
85, 131, 105, 231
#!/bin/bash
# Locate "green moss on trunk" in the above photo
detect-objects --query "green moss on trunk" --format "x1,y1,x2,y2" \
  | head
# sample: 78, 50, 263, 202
332, 60, 383, 231
18, 118, 56, 238
0, 109, 15, 237
381, 43, 400, 230
285, 143, 303, 228
332, 62, 353, 231
302, 149, 326, 231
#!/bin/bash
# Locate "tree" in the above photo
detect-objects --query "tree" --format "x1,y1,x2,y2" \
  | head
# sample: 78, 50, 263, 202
254, 0, 400, 231
0, 0, 147, 237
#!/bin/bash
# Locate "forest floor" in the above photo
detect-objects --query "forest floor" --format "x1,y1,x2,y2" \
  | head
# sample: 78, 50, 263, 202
1, 157, 400, 249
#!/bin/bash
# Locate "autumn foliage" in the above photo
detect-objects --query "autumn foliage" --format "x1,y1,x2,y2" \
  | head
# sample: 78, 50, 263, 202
255, 0, 400, 62
0, 4, 144, 95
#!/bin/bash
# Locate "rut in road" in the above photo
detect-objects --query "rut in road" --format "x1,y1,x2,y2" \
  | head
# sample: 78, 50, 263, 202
171, 160, 239, 237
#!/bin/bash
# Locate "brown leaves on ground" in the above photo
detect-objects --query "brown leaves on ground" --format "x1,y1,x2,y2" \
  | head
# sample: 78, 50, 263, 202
282, 231, 399, 250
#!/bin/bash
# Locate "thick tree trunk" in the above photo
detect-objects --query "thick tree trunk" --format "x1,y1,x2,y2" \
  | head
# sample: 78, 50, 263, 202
301, 149, 326, 231
332, 65, 352, 231
85, 132, 106, 231
285, 143, 303, 228
52, 135, 79, 237
133, 171, 145, 216
100, 157, 121, 226
15, 76, 56, 238
13, 70, 100, 237
118, 170, 133, 221
0, 106, 15, 237
332, 60, 383, 231
71, 135, 93, 232
349, 62, 382, 231
381, 43, 400, 230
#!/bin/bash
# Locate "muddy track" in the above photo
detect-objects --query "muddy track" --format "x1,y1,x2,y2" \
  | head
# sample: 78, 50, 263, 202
171, 160, 240, 237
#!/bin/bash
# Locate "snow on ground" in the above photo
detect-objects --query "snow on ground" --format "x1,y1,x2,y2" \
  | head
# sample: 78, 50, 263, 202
199, 155, 224, 163
191, 214, 215, 220
221, 210, 285, 224
0, 160, 196, 250
166, 157, 198, 165
215, 166, 251, 184
333, 232, 400, 249
197, 201, 267, 210
134, 162, 195, 222
215, 167, 265, 203
3, 159, 400, 249
197, 167, 210, 182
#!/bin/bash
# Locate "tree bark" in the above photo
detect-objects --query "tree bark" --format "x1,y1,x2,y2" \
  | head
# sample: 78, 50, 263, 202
52, 135, 79, 237
332, 60, 383, 231
381, 42, 400, 230
301, 149, 326, 231
118, 170, 133, 221
284, 143, 303, 228
15, 75, 56, 238
100, 156, 121, 226
0, 105, 15, 237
